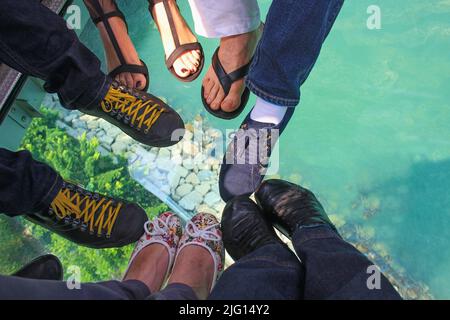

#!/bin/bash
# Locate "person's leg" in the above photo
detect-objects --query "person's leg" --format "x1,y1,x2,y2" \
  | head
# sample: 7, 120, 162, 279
293, 225, 401, 300
209, 243, 303, 300
0, 1, 185, 148
83, 0, 148, 90
256, 179, 402, 300
188, 0, 262, 113
0, 276, 149, 300
0, 0, 109, 110
0, 148, 147, 249
150, 0, 202, 79
188, 0, 261, 39
122, 212, 203, 300
246, 0, 344, 107
0, 148, 62, 217
218, 0, 345, 200
158, 213, 224, 300
210, 196, 303, 300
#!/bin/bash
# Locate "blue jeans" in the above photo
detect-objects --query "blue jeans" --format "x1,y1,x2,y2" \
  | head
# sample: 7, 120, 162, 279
0, 0, 109, 110
246, 0, 345, 107
210, 225, 402, 300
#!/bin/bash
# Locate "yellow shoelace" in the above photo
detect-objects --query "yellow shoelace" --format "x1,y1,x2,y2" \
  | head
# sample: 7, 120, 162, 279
50, 188, 123, 237
101, 86, 165, 132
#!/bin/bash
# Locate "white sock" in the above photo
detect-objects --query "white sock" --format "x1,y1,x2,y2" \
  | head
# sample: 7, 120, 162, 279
250, 97, 287, 125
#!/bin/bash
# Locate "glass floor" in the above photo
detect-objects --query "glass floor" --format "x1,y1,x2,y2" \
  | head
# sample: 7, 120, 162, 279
1, 0, 449, 299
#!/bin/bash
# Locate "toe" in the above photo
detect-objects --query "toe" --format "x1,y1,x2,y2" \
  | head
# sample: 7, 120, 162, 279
187, 51, 200, 68
192, 49, 201, 61
207, 83, 220, 107
210, 88, 225, 110
221, 83, 244, 112
173, 60, 190, 78
181, 55, 196, 73
203, 76, 214, 98
124, 73, 134, 89
133, 73, 147, 91
119, 73, 127, 88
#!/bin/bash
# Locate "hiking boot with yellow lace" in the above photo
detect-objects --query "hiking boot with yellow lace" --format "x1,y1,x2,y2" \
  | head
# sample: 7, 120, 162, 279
80, 81, 184, 147
27, 181, 148, 249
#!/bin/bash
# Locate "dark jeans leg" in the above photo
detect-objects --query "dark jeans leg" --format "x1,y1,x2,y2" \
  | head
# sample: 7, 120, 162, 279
246, 0, 344, 106
149, 283, 198, 300
209, 243, 303, 300
0, 276, 149, 300
0, 0, 109, 110
293, 225, 402, 300
0, 148, 62, 217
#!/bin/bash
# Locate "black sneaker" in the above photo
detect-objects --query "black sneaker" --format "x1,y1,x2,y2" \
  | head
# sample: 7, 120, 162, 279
12, 254, 63, 281
219, 107, 295, 202
80, 81, 184, 147
221, 196, 285, 260
27, 181, 148, 249
255, 179, 337, 238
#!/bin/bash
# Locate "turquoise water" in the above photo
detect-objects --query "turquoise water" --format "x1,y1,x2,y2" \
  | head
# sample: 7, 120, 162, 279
79, 0, 450, 298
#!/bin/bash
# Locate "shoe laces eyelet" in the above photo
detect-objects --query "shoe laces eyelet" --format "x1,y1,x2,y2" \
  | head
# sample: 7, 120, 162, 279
72, 219, 81, 227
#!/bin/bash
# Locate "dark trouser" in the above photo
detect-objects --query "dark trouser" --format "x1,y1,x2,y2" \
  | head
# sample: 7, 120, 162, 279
0, 276, 198, 300
246, 0, 345, 107
0, 0, 109, 110
0, 148, 63, 217
210, 225, 402, 300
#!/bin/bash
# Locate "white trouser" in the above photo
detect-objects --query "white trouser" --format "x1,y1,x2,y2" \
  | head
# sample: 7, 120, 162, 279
187, 0, 261, 38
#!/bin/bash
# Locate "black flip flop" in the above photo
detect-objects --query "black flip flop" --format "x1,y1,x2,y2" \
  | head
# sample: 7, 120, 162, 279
149, 0, 204, 82
88, 0, 150, 91
202, 47, 252, 120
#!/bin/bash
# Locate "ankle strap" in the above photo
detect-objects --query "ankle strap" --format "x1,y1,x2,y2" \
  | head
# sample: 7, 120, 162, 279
92, 10, 126, 26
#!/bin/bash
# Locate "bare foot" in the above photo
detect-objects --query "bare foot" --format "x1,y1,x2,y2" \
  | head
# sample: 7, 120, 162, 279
203, 24, 263, 112
85, 0, 147, 90
167, 246, 215, 300
123, 244, 169, 293
151, 0, 201, 78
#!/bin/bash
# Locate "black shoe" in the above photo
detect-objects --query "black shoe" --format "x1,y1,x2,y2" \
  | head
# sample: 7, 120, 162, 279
219, 107, 295, 202
80, 81, 184, 147
27, 181, 148, 249
221, 196, 285, 260
13, 254, 63, 281
255, 179, 337, 238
